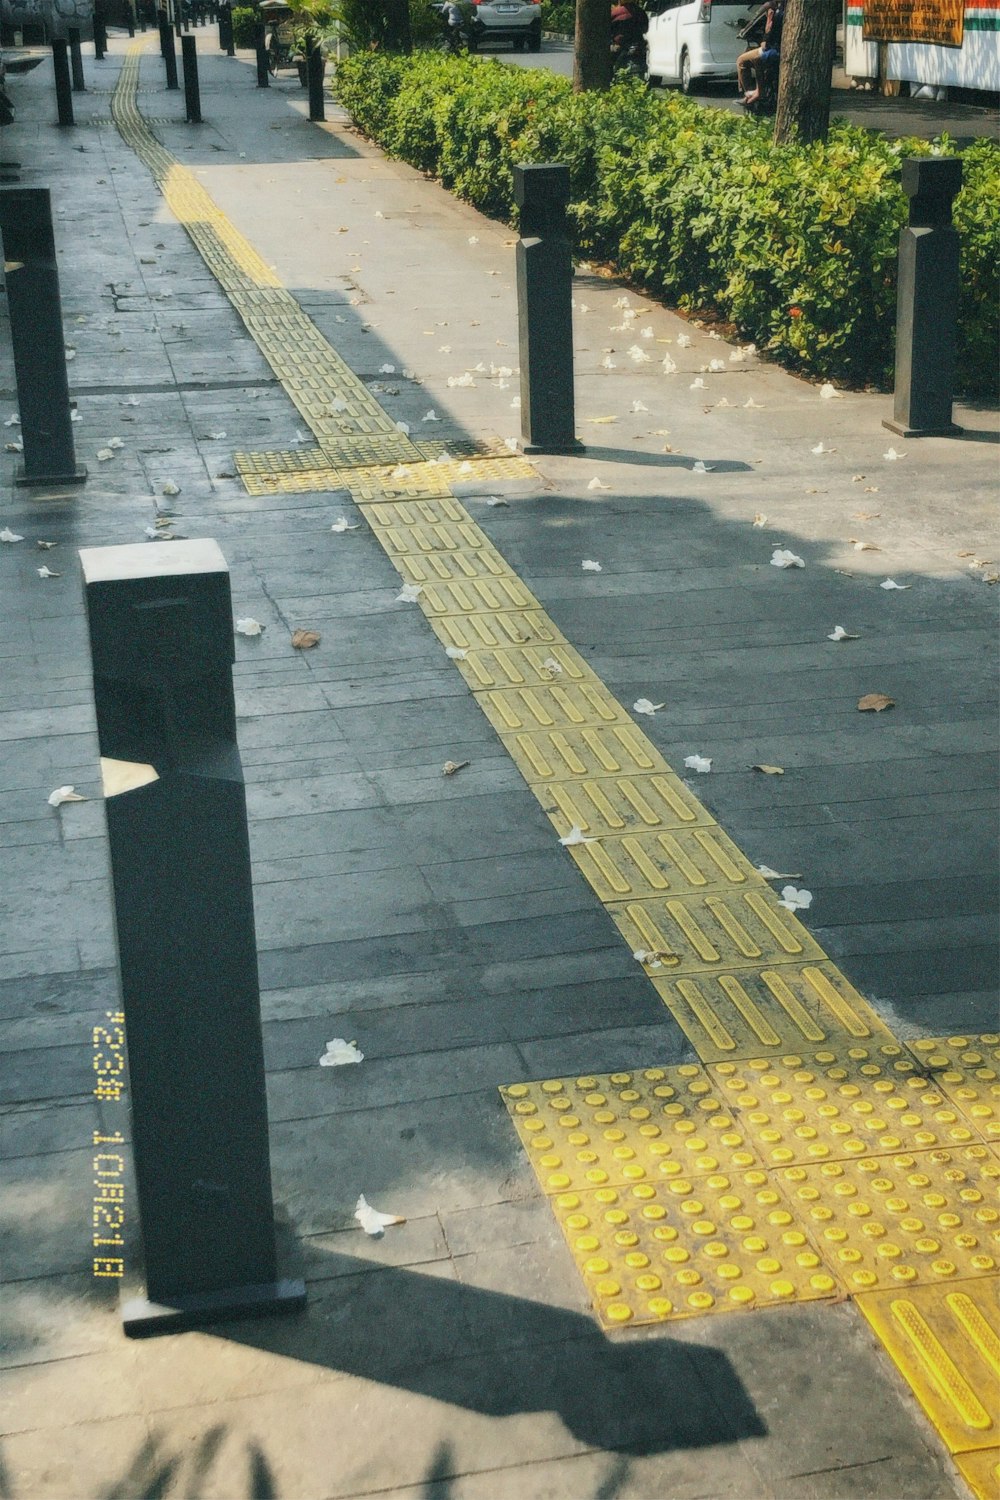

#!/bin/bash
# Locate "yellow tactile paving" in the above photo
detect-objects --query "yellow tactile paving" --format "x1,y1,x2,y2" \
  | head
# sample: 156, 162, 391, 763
776, 1147, 1000, 1293
113, 57, 999, 1470
907, 1037, 1000, 1147
649, 962, 894, 1063
501, 1069, 763, 1192
609, 889, 825, 979
560, 827, 761, 904
714, 1046, 984, 1167
856, 1278, 1000, 1454
955, 1447, 1000, 1500
547, 1174, 839, 1329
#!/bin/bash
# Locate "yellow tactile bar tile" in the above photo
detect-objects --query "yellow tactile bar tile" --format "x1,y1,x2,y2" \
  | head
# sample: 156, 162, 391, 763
955, 1447, 1000, 1500
856, 1277, 999, 1454
906, 1036, 1000, 1146
713, 1045, 988, 1166
609, 889, 825, 979
560, 826, 761, 904
776, 1147, 999, 1293
650, 962, 893, 1063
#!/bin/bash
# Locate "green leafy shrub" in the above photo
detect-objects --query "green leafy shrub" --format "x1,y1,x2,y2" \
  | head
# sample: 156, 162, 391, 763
335, 52, 999, 396
334, 0, 440, 52
542, 1, 574, 33
231, 5, 256, 47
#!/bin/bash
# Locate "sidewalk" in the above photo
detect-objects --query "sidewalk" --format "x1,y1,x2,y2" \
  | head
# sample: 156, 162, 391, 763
0, 36, 997, 1500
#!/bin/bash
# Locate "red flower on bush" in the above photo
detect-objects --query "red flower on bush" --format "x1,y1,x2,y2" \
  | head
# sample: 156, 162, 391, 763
789, 306, 803, 318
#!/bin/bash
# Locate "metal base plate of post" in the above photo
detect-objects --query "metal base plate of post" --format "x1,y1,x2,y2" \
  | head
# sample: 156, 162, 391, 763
882, 417, 964, 439
15, 462, 88, 488
122, 1278, 306, 1338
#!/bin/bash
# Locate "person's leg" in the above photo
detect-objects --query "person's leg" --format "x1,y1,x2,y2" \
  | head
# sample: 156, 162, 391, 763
737, 47, 761, 93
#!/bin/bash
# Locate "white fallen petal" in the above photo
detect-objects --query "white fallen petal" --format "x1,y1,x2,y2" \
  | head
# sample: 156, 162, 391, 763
541, 656, 563, 675
729, 350, 746, 364
3, 415, 20, 427
691, 460, 714, 474
503, 437, 519, 453
883, 447, 904, 461
390, 465, 411, 480
123, 396, 141, 407
379, 363, 396, 374
601, 355, 617, 370
714, 397, 733, 409
445, 646, 467, 660
827, 625, 859, 641
396, 583, 423, 603
613, 296, 631, 309
640, 327, 654, 341
633, 699, 664, 716
677, 335, 692, 349
447, 373, 475, 388
819, 382, 843, 400
661, 355, 678, 375
468, 235, 479, 245
753, 514, 768, 528
319, 1038, 364, 1067
778, 885, 813, 912
71, 409, 82, 423
758, 865, 802, 881
628, 345, 651, 364
880, 578, 911, 591
631, 400, 649, 413
37, 566, 61, 579
510, 396, 521, 409
771, 548, 805, 569
438, 345, 452, 354
235, 617, 264, 636
330, 518, 360, 533
811, 441, 835, 455
354, 1194, 405, 1237
743, 397, 764, 409
294, 430, 309, 445
329, 399, 347, 413
708, 359, 726, 373
422, 409, 441, 423
586, 478, 611, 492
47, 786, 86, 807
485, 495, 509, 507
689, 378, 707, 391
581, 559, 602, 572
559, 824, 596, 846
105, 437, 124, 451
96, 448, 115, 462
0, 528, 24, 544
395, 421, 411, 436
161, 482, 180, 496
205, 430, 227, 441
684, 754, 712, 774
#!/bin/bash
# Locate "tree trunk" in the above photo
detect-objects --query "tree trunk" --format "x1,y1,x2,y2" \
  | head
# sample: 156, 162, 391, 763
772, 0, 838, 145
382, 0, 412, 54
574, 0, 610, 93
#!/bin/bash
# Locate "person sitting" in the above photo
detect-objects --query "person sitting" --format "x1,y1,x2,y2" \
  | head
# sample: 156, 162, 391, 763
737, 0, 783, 105
610, 0, 648, 74
440, 0, 465, 51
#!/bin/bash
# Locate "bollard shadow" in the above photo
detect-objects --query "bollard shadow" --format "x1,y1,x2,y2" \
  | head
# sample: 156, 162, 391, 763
213, 1248, 766, 1459
576, 444, 754, 473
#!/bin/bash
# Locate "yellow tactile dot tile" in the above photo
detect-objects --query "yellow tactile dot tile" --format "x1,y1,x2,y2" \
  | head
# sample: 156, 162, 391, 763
548, 1175, 840, 1329
395, 546, 516, 587
856, 1276, 999, 1454
713, 1045, 984, 1167
541, 773, 715, 837
475, 683, 630, 736
358, 495, 476, 529
448, 641, 595, 692
650, 963, 895, 1064
955, 1447, 1000, 1500
907, 1037, 1000, 1146
777, 1148, 1000, 1293
562, 827, 762, 904
427, 609, 565, 654
609, 889, 825, 978
501, 1067, 763, 1191
501, 725, 671, 785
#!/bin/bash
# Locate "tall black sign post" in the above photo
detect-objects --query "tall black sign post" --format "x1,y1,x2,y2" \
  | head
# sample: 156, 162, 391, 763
514, 163, 583, 456
884, 156, 964, 439
79, 539, 305, 1337
0, 188, 86, 487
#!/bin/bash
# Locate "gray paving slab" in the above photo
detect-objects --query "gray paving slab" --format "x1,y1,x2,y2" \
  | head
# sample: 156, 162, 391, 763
0, 36, 991, 1500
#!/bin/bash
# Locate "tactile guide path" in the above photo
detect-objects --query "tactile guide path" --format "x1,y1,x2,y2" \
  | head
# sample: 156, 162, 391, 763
111, 51, 998, 1491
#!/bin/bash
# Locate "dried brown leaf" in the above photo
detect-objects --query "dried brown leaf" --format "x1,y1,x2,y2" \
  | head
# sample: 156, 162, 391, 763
291, 629, 321, 650
751, 764, 785, 775
857, 693, 895, 713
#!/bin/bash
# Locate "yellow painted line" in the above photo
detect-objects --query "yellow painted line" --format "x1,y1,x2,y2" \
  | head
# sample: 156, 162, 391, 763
907, 1036, 1000, 1147
856, 1278, 1000, 1454
110, 59, 1000, 1457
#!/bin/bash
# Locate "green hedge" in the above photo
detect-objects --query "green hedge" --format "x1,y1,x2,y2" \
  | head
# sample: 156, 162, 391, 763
335, 52, 999, 396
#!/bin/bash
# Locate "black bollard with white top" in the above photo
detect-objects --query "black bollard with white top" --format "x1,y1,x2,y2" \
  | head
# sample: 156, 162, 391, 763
0, 188, 86, 487
79, 538, 306, 1337
884, 156, 964, 439
514, 164, 583, 455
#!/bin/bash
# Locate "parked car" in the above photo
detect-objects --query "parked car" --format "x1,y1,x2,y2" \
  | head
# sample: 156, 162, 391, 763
468, 0, 542, 53
646, 0, 756, 93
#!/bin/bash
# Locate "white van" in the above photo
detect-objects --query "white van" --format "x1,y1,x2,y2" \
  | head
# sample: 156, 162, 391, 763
646, 0, 758, 93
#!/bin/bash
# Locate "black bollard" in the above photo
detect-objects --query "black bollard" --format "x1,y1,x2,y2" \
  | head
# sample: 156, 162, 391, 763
78, 538, 306, 1337
306, 35, 324, 121
127, 9, 135, 36
220, 1, 234, 55
514, 164, 583, 455
51, 38, 75, 125
157, 6, 167, 52
174, 2, 182, 39
181, 34, 201, 122
254, 21, 268, 86
93, 8, 107, 58
68, 26, 86, 90
161, 20, 179, 87
884, 157, 964, 439
0, 189, 86, 487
